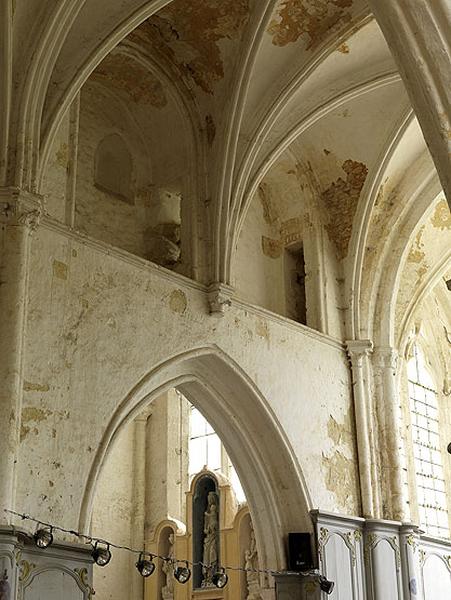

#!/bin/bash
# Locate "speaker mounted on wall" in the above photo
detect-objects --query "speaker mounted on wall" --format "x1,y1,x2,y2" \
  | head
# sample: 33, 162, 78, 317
288, 532, 314, 572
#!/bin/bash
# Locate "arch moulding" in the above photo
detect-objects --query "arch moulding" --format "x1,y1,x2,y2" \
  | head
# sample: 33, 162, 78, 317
79, 346, 312, 572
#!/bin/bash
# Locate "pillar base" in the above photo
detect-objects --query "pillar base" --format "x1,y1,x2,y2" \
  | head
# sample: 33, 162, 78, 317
274, 572, 321, 600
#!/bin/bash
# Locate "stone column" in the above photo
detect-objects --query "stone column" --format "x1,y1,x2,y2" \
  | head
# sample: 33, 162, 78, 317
369, 0, 451, 205
346, 340, 375, 518
145, 390, 189, 539
130, 413, 149, 600
373, 347, 405, 521
0, 188, 41, 521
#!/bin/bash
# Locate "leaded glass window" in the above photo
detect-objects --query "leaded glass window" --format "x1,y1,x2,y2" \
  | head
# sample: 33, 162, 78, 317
407, 345, 449, 538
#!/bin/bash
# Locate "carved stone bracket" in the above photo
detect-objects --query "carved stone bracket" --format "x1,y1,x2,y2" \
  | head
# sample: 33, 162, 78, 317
207, 282, 234, 316
0, 187, 43, 231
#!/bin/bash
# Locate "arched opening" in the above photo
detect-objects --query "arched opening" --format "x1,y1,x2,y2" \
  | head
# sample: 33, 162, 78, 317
94, 133, 133, 201
79, 348, 311, 598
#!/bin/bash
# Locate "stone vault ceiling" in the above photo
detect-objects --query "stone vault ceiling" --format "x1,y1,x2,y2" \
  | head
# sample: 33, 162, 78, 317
11, 0, 448, 338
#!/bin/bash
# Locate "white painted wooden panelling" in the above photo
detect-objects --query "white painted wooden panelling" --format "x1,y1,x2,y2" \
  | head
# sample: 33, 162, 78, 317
422, 554, 451, 600
22, 569, 84, 600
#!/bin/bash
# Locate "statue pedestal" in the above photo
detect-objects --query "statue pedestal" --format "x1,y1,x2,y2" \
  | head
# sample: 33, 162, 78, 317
274, 573, 321, 600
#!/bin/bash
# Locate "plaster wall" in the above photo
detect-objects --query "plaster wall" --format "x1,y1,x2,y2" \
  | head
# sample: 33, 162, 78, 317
234, 189, 286, 316
41, 109, 71, 223
317, 224, 345, 338
75, 84, 150, 257
17, 223, 360, 531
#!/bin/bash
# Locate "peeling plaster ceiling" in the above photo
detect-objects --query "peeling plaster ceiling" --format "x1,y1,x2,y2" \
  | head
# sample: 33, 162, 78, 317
128, 0, 250, 99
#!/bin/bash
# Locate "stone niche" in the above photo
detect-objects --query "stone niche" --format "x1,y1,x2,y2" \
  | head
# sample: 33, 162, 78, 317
94, 133, 133, 203
192, 473, 219, 589
0, 525, 94, 600
145, 469, 267, 600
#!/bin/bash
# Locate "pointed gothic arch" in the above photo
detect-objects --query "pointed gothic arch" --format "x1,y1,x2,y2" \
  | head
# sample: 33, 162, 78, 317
79, 346, 312, 572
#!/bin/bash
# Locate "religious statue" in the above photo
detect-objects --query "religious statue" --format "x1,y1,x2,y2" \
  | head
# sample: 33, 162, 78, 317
0, 570, 11, 600
245, 522, 263, 600
162, 533, 175, 600
201, 491, 219, 586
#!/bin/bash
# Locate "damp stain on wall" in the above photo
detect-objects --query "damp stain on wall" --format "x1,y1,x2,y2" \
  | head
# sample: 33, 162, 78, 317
53, 260, 68, 280
267, 0, 354, 51
261, 236, 283, 258
23, 382, 50, 393
407, 227, 426, 264
322, 450, 358, 511
255, 318, 270, 340
258, 183, 280, 226
430, 198, 451, 230
205, 114, 216, 145
337, 42, 350, 53
322, 159, 368, 260
327, 412, 353, 448
169, 289, 188, 314
55, 143, 69, 168
131, 0, 249, 95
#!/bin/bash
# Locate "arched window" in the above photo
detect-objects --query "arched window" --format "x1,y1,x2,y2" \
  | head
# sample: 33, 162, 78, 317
189, 406, 246, 503
407, 344, 449, 537
94, 133, 133, 201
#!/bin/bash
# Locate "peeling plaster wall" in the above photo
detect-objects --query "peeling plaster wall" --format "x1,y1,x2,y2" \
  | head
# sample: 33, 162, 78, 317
17, 225, 359, 529
395, 197, 451, 343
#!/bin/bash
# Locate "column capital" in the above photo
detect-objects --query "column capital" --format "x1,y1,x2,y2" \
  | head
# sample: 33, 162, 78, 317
346, 339, 374, 365
134, 407, 152, 424
373, 346, 399, 370
207, 282, 234, 316
0, 187, 43, 231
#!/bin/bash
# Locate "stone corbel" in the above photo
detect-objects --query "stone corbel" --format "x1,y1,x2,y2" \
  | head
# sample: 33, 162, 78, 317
0, 187, 43, 231
207, 282, 234, 316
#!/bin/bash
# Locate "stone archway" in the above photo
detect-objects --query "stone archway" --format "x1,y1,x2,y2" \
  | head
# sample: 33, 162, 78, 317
79, 345, 312, 574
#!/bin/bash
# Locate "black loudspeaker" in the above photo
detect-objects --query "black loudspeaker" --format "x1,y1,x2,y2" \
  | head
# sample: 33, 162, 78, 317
288, 533, 314, 572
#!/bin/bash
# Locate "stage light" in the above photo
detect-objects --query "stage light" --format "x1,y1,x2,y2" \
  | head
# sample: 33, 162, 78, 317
136, 553, 155, 577
34, 527, 53, 549
319, 575, 334, 595
174, 562, 191, 584
92, 543, 111, 566
212, 568, 228, 588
